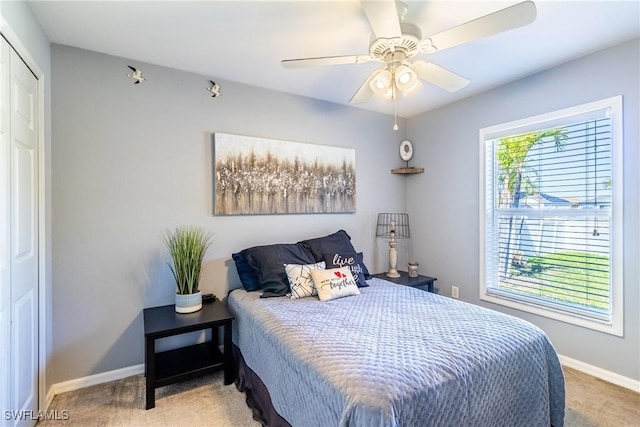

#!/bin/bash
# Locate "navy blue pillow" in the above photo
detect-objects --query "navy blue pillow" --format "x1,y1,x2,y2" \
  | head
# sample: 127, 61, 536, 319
323, 252, 369, 288
300, 230, 356, 262
232, 252, 261, 292
242, 243, 316, 297
301, 230, 371, 279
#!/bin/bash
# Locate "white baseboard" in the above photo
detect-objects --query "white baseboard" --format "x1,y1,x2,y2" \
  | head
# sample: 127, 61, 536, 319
48, 363, 144, 402
559, 354, 640, 392
45, 387, 55, 410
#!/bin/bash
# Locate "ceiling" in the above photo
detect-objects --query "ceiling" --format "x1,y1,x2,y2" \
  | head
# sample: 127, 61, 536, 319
28, 0, 639, 118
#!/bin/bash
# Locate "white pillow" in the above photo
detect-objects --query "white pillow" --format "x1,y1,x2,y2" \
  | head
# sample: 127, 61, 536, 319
285, 261, 325, 299
310, 266, 361, 302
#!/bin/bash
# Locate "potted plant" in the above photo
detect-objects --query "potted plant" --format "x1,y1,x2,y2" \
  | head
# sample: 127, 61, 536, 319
162, 226, 212, 313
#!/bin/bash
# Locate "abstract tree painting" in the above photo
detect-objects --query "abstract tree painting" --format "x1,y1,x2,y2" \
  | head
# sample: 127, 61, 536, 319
214, 133, 356, 215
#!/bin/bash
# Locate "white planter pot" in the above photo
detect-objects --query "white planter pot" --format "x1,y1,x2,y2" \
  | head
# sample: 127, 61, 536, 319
175, 291, 202, 313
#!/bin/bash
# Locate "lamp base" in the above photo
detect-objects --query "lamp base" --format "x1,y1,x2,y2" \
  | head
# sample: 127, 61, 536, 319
386, 269, 401, 278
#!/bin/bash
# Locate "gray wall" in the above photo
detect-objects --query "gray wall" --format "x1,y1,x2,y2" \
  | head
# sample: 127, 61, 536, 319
50, 44, 407, 383
406, 39, 640, 381
49, 36, 640, 384
0, 0, 53, 399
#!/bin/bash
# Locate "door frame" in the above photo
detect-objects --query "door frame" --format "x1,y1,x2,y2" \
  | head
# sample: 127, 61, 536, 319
0, 15, 49, 412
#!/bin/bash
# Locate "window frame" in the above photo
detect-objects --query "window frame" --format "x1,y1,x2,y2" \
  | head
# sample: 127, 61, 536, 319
479, 96, 623, 336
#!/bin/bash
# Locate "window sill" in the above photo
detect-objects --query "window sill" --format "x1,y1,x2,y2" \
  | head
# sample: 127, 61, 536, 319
480, 291, 623, 337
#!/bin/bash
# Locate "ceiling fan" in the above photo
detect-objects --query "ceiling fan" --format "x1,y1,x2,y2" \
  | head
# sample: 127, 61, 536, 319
282, 0, 537, 116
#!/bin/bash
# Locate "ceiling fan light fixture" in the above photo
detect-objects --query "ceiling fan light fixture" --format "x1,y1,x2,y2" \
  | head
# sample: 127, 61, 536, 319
369, 69, 393, 97
283, 0, 538, 121
395, 65, 418, 91
400, 78, 422, 97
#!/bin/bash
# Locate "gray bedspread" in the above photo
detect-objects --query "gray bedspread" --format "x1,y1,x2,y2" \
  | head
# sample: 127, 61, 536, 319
228, 278, 565, 427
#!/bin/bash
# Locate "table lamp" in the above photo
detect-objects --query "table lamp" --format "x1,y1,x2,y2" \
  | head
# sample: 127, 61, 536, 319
376, 213, 410, 278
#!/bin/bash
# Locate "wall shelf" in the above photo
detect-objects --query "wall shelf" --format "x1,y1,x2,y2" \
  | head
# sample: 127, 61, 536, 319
391, 167, 424, 175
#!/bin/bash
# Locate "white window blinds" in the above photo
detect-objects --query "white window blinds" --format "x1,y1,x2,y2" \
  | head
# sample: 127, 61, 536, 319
480, 97, 623, 335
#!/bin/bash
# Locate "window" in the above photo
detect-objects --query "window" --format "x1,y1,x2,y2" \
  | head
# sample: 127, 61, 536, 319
479, 97, 623, 336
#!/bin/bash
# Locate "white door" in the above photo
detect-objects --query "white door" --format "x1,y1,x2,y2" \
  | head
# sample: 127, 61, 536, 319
0, 36, 12, 425
0, 37, 39, 427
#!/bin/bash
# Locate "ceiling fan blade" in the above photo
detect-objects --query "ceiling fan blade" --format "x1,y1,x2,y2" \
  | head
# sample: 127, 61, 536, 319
361, 0, 402, 41
349, 71, 377, 104
411, 60, 470, 92
422, 1, 537, 53
282, 55, 371, 68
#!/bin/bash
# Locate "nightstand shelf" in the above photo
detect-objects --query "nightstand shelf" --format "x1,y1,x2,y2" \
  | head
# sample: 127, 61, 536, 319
154, 342, 224, 387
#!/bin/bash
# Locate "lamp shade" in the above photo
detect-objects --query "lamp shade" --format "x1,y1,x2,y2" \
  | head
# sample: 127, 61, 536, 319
400, 78, 422, 97
395, 65, 415, 88
369, 69, 393, 98
395, 65, 421, 96
376, 213, 410, 239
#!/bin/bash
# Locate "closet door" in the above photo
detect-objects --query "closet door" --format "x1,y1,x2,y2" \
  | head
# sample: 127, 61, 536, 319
0, 36, 39, 427
0, 36, 12, 423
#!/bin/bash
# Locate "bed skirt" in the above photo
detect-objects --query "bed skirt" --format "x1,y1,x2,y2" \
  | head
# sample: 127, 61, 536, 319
233, 344, 291, 427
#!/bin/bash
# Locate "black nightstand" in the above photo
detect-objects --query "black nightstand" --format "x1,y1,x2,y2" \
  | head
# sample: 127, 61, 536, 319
143, 300, 234, 409
372, 271, 437, 293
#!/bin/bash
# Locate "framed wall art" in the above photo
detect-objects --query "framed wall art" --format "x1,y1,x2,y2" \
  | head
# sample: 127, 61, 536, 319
213, 133, 356, 215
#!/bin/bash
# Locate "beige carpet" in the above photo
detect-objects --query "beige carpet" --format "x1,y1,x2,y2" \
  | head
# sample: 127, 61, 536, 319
38, 371, 259, 427
563, 367, 639, 427
37, 367, 639, 427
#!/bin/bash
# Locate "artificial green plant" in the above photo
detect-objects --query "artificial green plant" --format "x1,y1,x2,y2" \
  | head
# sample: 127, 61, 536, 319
162, 226, 212, 295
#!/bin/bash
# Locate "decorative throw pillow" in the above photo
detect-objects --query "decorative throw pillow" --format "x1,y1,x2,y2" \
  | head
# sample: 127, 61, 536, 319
285, 262, 325, 299
323, 252, 369, 288
242, 243, 316, 297
310, 267, 361, 302
299, 230, 357, 263
232, 252, 261, 292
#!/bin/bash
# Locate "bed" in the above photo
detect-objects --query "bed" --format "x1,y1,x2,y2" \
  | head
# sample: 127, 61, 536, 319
228, 231, 565, 427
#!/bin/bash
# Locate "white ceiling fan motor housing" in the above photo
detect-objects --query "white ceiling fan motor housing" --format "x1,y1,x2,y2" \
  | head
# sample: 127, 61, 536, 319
369, 23, 422, 63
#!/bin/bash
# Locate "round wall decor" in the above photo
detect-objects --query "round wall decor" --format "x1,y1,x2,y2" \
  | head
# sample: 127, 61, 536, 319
399, 140, 414, 162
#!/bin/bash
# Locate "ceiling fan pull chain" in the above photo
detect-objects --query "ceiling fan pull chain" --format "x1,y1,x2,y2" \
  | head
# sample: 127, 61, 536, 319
393, 83, 399, 131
